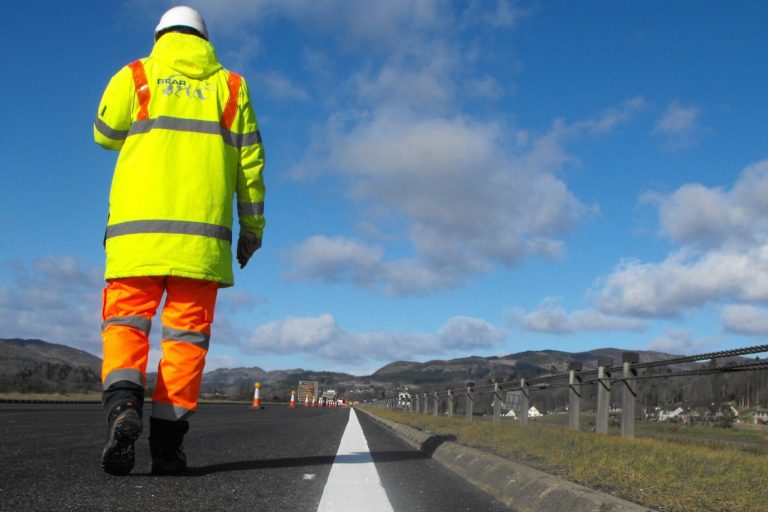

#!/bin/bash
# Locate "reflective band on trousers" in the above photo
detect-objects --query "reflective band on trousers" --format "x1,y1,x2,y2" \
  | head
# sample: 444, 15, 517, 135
102, 315, 152, 335
127, 116, 261, 149
153, 401, 194, 421
162, 326, 210, 350
237, 201, 264, 216
105, 220, 232, 243
103, 368, 144, 390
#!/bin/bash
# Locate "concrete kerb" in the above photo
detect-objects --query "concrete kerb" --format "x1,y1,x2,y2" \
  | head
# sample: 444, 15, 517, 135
357, 408, 656, 512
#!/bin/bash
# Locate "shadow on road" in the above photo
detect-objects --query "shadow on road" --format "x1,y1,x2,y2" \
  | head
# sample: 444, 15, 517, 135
173, 449, 430, 476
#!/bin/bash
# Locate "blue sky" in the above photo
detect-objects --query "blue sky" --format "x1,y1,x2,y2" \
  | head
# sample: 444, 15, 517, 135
2, 1, 768, 375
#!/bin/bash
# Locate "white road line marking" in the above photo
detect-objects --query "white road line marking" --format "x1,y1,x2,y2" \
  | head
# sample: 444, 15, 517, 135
317, 408, 394, 512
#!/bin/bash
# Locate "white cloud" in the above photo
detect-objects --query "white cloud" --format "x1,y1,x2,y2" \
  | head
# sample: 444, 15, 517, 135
648, 329, 710, 355
465, 75, 505, 100
0, 257, 269, 366
512, 299, 645, 334
204, 353, 243, 371
437, 317, 506, 350
247, 313, 342, 354
261, 71, 310, 102
653, 101, 702, 150
186, 2, 648, 298
642, 184, 733, 248
0, 257, 104, 354
187, 0, 446, 53
595, 160, 768, 318
721, 304, 768, 336
596, 246, 768, 318
245, 314, 505, 364
285, 235, 385, 289
643, 160, 768, 249
461, 0, 527, 29
286, 102, 650, 295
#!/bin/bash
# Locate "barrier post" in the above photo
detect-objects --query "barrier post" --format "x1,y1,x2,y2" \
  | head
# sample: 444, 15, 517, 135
568, 361, 583, 430
493, 382, 502, 423
596, 357, 613, 434
423, 393, 429, 414
414, 393, 420, 414
519, 378, 529, 425
621, 352, 639, 438
465, 382, 474, 421
433, 391, 439, 416
447, 388, 454, 417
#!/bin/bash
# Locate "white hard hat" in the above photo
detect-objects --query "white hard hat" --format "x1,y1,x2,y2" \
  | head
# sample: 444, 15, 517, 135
155, 6, 209, 40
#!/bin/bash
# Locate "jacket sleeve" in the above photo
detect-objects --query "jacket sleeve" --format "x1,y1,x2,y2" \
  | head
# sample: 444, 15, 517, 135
93, 66, 134, 151
235, 77, 266, 241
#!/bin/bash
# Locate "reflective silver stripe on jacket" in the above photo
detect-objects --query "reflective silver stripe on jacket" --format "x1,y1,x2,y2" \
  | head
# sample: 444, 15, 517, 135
94, 117, 129, 141
128, 116, 261, 149
224, 129, 262, 148
103, 368, 145, 390
105, 220, 232, 243
237, 201, 265, 217
162, 326, 210, 350
153, 401, 194, 421
102, 315, 152, 335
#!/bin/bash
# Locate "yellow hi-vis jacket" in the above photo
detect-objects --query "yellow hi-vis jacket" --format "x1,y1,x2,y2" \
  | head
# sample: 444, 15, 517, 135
94, 33, 265, 287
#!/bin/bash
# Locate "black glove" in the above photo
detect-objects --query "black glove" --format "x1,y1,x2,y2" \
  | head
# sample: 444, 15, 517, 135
237, 232, 261, 269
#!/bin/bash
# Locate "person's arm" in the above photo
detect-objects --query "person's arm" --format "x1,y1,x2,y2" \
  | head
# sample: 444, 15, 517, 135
234, 77, 266, 268
94, 66, 134, 151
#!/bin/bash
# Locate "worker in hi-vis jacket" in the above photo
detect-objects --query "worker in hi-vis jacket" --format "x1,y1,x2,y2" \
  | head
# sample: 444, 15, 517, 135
93, 5, 265, 475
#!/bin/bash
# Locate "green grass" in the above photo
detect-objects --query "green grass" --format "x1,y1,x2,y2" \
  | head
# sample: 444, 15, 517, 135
366, 408, 768, 512
523, 411, 768, 454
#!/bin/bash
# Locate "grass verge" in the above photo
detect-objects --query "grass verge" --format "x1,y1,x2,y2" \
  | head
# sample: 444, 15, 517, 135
365, 408, 768, 512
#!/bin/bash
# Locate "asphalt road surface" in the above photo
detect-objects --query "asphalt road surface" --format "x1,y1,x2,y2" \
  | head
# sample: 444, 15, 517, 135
0, 403, 513, 511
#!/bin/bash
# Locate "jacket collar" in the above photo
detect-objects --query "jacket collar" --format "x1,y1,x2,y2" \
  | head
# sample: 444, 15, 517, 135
150, 33, 222, 79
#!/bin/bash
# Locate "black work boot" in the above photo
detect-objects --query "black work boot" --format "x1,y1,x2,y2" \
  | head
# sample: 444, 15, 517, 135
149, 417, 190, 475
101, 402, 143, 475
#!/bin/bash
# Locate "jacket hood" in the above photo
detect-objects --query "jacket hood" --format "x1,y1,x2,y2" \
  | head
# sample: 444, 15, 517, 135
150, 33, 222, 79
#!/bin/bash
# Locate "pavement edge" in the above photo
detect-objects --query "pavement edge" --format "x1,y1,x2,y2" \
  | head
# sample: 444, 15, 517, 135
357, 407, 656, 512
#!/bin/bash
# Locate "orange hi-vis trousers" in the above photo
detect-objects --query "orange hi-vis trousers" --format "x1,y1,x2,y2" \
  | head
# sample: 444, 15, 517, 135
101, 276, 218, 421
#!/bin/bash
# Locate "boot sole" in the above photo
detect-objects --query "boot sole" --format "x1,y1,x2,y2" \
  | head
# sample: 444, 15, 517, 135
101, 409, 142, 475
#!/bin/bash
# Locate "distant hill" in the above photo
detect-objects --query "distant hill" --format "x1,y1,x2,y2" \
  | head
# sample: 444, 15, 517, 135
0, 338, 102, 393
370, 348, 680, 387
0, 338, 687, 399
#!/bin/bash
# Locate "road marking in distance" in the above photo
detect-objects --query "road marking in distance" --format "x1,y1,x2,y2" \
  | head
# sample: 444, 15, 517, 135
317, 408, 394, 512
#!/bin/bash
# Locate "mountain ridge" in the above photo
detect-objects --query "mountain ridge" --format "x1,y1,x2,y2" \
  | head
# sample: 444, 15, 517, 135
0, 338, 682, 398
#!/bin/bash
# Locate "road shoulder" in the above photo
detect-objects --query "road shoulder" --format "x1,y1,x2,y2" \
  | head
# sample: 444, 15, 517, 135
357, 408, 656, 512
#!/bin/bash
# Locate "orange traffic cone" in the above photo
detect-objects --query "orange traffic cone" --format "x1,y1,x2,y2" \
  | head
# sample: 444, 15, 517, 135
304, 396, 310, 407
289, 389, 296, 408
251, 383, 262, 409
311, 396, 316, 407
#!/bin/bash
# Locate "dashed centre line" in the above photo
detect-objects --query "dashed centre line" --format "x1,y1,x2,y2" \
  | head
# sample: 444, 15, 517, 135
316, 408, 394, 512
